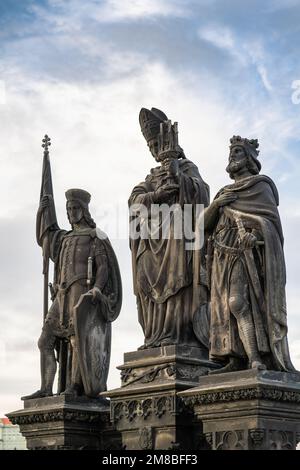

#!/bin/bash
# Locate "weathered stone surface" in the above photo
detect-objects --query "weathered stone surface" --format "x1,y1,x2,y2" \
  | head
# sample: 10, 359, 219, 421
179, 369, 300, 450
104, 345, 218, 450
24, 136, 122, 401
7, 396, 121, 450
204, 136, 294, 373
129, 107, 210, 351
119, 345, 214, 388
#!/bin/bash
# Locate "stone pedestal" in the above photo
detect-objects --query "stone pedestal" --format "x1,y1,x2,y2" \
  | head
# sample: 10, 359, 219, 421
179, 369, 300, 450
104, 345, 218, 450
7, 395, 120, 450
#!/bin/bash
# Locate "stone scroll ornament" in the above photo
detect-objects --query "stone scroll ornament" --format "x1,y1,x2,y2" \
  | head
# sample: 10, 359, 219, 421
204, 135, 295, 374
129, 108, 210, 350
22, 136, 122, 399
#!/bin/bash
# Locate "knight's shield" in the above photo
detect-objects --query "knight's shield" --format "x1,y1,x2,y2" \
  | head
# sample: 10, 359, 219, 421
74, 293, 111, 397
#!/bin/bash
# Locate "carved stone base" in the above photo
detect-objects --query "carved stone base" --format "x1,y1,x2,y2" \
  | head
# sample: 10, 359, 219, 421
104, 345, 218, 450
179, 369, 300, 450
7, 395, 121, 450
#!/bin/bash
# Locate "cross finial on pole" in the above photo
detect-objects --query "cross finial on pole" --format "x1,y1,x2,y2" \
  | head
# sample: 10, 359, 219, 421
42, 135, 51, 154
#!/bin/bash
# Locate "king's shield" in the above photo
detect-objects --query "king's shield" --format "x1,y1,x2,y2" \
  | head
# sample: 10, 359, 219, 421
74, 293, 111, 397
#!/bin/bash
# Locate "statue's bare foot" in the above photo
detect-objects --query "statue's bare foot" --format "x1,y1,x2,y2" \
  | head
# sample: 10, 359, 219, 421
21, 389, 53, 400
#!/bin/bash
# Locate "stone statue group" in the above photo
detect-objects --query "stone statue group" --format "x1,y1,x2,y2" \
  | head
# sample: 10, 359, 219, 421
23, 107, 295, 401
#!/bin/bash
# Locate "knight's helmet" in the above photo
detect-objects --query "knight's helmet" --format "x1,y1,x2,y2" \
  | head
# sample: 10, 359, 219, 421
139, 107, 168, 143
230, 135, 261, 172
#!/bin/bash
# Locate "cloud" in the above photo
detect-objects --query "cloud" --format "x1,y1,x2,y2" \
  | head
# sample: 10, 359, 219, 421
198, 25, 245, 64
256, 64, 273, 92
94, 0, 189, 22
29, 0, 190, 33
197, 24, 274, 93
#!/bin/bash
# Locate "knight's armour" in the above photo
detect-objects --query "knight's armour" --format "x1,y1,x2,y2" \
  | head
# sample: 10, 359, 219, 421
57, 230, 103, 290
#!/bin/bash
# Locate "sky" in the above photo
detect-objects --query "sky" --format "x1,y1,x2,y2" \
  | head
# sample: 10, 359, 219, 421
1, 0, 300, 417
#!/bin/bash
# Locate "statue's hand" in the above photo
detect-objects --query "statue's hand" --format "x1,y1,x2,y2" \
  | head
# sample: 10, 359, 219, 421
158, 149, 181, 161
162, 158, 179, 179
40, 194, 54, 210
88, 287, 102, 304
153, 183, 179, 203
240, 232, 257, 249
214, 191, 237, 208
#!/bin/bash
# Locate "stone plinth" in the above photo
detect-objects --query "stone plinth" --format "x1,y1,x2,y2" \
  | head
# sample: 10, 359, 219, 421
7, 395, 120, 450
104, 345, 218, 450
179, 369, 300, 450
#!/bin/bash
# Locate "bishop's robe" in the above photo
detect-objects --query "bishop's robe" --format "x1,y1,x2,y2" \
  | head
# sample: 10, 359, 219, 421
129, 158, 209, 349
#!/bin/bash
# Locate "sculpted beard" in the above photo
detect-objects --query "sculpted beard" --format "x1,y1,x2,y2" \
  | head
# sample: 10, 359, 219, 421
226, 158, 247, 179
